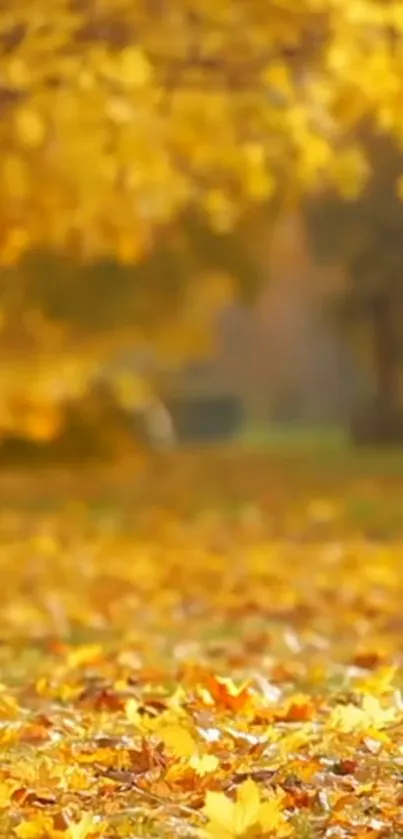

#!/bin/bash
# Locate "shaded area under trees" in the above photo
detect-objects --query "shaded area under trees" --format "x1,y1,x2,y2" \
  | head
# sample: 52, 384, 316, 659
305, 131, 403, 443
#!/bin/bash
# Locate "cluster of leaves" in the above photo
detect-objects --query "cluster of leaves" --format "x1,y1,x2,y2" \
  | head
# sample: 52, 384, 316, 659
0, 209, 261, 426
0, 452, 402, 837
2, 0, 403, 262
5, 1, 403, 438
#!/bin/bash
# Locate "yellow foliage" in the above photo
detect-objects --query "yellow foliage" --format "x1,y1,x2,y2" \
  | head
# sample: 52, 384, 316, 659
0, 0, 402, 262
204, 779, 291, 839
327, 694, 396, 733
0, 459, 402, 836
159, 725, 198, 758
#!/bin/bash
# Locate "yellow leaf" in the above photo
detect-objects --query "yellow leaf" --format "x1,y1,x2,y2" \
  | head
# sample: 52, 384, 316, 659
159, 725, 197, 758
2, 156, 28, 200
121, 47, 152, 86
67, 814, 96, 839
14, 817, 51, 839
204, 790, 236, 839
358, 666, 397, 696
262, 62, 293, 96
204, 779, 289, 838
204, 191, 235, 232
258, 790, 291, 836
0, 227, 30, 266
189, 753, 219, 775
0, 781, 14, 810
105, 48, 152, 88
14, 108, 45, 149
328, 695, 396, 733
66, 644, 103, 669
235, 778, 260, 834
330, 146, 369, 199
125, 697, 141, 725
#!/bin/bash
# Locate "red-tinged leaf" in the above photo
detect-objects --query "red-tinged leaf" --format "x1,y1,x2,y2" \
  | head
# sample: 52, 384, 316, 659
274, 695, 316, 722
78, 686, 125, 711
17, 723, 51, 744
332, 759, 358, 775
352, 650, 386, 670
11, 787, 57, 807
284, 787, 314, 809
203, 674, 252, 712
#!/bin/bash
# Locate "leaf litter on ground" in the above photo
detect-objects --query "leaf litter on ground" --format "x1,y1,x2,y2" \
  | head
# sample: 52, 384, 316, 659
0, 453, 401, 837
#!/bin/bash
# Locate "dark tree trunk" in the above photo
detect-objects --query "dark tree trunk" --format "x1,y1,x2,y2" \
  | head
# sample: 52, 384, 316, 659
352, 294, 403, 444
372, 295, 399, 413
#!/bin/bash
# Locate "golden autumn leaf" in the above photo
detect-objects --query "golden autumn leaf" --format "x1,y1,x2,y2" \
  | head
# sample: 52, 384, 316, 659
159, 725, 198, 758
0, 781, 15, 810
203, 779, 291, 839
328, 695, 396, 733
65, 645, 103, 669
14, 817, 51, 839
65, 814, 97, 839
14, 108, 46, 149
115, 48, 152, 88
188, 754, 219, 775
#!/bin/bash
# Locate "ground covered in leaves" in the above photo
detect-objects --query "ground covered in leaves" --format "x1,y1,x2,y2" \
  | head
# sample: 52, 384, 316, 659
1, 449, 403, 838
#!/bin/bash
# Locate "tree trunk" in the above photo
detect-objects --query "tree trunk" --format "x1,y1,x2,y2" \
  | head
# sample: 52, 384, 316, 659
372, 296, 399, 413
352, 295, 403, 443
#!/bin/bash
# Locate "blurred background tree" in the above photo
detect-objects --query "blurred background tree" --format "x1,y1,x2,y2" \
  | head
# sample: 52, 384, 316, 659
0, 210, 263, 455
305, 131, 403, 442
1, 1, 403, 454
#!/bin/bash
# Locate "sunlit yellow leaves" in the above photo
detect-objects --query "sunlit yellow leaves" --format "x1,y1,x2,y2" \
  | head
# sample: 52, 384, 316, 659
276, 726, 312, 760
14, 813, 97, 839
0, 686, 21, 719
328, 695, 396, 734
2, 156, 29, 202
124, 697, 141, 726
0, 780, 16, 809
189, 753, 219, 775
65, 644, 103, 670
14, 108, 46, 150
2, 0, 403, 263
159, 725, 197, 758
204, 779, 291, 839
0, 459, 402, 837
102, 47, 152, 88
111, 372, 151, 410
115, 230, 147, 265
14, 818, 49, 839
261, 63, 293, 99
65, 814, 97, 839
357, 665, 397, 697
329, 146, 370, 199
204, 192, 236, 232
298, 135, 333, 185
0, 226, 30, 266
241, 145, 275, 201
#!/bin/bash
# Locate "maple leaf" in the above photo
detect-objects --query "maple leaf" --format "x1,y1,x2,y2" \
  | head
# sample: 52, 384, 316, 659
159, 724, 198, 758
327, 694, 396, 733
188, 754, 219, 776
201, 675, 252, 712
203, 778, 291, 838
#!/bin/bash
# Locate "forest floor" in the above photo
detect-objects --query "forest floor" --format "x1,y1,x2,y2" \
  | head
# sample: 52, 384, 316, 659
0, 447, 403, 838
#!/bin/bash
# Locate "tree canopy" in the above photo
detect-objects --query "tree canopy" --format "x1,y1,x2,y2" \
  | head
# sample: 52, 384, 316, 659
1, 0, 403, 264
2, 1, 403, 443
